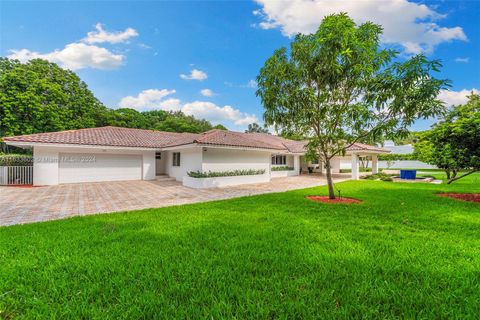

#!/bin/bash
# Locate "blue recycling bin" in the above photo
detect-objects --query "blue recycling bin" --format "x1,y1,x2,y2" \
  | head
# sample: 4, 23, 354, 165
400, 170, 417, 180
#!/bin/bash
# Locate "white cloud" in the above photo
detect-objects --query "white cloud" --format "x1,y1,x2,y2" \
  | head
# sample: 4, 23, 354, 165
455, 57, 469, 63
200, 89, 215, 97
118, 89, 258, 127
246, 79, 257, 88
253, 0, 467, 54
138, 43, 152, 49
182, 101, 258, 125
8, 43, 124, 70
180, 69, 208, 81
82, 23, 138, 44
158, 98, 183, 111
7, 23, 139, 70
224, 79, 257, 88
438, 88, 479, 106
118, 89, 177, 110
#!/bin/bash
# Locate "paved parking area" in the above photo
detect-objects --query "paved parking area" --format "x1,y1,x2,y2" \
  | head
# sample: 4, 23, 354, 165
0, 175, 348, 226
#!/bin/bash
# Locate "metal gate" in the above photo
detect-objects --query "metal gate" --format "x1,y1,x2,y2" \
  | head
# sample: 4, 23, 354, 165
0, 166, 33, 185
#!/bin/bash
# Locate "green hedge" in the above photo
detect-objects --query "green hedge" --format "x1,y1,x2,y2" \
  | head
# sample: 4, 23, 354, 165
340, 168, 372, 173
378, 153, 418, 161
361, 172, 394, 181
271, 166, 294, 171
187, 169, 266, 178
0, 154, 33, 166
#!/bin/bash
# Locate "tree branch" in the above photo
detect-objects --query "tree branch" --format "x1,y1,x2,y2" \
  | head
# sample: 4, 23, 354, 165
447, 170, 478, 184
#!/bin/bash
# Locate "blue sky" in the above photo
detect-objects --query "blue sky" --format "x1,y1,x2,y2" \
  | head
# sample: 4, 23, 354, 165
1, 0, 479, 131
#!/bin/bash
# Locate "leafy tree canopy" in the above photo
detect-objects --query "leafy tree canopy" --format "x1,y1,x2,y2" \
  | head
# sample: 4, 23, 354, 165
245, 122, 269, 133
0, 58, 107, 136
415, 93, 479, 183
213, 124, 228, 130
0, 58, 221, 137
257, 13, 448, 198
392, 131, 422, 146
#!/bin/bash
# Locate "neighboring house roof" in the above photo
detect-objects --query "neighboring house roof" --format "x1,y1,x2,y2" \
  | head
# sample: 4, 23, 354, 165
346, 142, 390, 153
3, 126, 389, 153
383, 144, 414, 154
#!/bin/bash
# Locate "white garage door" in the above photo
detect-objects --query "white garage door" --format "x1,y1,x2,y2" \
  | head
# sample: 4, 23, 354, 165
59, 153, 142, 184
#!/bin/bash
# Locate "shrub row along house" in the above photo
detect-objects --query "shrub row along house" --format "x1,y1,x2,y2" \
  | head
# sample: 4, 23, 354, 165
3, 126, 388, 187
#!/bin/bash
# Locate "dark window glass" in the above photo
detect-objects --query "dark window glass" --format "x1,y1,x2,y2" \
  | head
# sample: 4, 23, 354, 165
272, 155, 287, 165
172, 152, 181, 166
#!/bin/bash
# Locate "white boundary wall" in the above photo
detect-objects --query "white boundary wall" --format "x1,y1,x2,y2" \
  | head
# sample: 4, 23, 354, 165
270, 170, 298, 178
183, 174, 270, 189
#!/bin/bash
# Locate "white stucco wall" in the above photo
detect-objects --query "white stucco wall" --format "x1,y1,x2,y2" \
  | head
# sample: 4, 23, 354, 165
165, 147, 203, 182
142, 150, 156, 180
201, 148, 271, 173
33, 146, 59, 186
270, 170, 298, 178
33, 145, 155, 185
183, 174, 270, 188
330, 157, 341, 174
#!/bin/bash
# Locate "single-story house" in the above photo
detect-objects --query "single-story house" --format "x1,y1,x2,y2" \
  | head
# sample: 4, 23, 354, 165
3, 126, 389, 187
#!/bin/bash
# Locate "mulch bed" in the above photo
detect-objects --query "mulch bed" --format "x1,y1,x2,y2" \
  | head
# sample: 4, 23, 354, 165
438, 193, 480, 203
307, 195, 363, 204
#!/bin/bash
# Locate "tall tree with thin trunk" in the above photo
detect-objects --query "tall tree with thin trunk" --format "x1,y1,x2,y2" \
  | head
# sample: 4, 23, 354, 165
256, 13, 448, 199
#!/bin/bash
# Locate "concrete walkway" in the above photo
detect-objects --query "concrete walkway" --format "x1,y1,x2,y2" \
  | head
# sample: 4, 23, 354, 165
0, 175, 348, 226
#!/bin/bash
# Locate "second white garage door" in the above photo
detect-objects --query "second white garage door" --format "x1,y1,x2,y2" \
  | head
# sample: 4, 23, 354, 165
59, 153, 142, 184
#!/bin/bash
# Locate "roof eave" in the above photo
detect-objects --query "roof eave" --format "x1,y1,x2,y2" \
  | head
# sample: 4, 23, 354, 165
3, 141, 160, 151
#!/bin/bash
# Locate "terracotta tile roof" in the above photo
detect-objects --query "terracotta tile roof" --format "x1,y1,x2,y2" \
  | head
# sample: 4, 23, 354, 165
194, 130, 286, 150
3, 126, 389, 153
243, 132, 306, 153
3, 126, 199, 149
346, 142, 390, 153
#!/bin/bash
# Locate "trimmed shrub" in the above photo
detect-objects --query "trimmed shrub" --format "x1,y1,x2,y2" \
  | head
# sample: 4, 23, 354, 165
378, 153, 418, 161
0, 154, 33, 166
187, 169, 266, 178
361, 172, 394, 181
271, 166, 294, 171
340, 168, 372, 173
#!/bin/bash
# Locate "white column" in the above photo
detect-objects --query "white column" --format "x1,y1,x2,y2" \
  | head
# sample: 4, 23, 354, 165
372, 155, 378, 174
351, 154, 359, 180
293, 155, 300, 175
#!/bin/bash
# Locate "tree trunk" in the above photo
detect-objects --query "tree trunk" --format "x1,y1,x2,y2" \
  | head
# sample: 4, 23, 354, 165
445, 169, 451, 180
447, 170, 477, 184
325, 158, 335, 199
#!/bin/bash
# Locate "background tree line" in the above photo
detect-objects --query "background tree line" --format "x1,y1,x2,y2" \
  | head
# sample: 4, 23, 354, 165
0, 58, 227, 138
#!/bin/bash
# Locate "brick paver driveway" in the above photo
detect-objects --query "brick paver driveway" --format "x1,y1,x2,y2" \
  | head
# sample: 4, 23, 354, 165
0, 175, 348, 226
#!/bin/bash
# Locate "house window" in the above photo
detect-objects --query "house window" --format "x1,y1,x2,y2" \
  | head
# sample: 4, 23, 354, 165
155, 152, 162, 160
271, 155, 286, 165
172, 152, 181, 167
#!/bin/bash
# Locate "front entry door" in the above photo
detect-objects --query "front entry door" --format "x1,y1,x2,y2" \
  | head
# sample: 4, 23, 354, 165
155, 152, 166, 175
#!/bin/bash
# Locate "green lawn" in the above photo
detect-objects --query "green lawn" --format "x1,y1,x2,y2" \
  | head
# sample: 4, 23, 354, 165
1, 174, 479, 319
